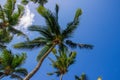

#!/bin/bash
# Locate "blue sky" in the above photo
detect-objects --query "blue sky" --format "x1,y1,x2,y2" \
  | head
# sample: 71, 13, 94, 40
1, 0, 120, 80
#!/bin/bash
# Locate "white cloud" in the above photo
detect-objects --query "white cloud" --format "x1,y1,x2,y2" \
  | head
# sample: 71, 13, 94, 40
14, 4, 35, 38
19, 5, 35, 29
16, 5, 35, 31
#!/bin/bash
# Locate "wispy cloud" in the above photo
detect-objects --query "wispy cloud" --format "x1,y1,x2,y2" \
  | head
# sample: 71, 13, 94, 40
19, 5, 35, 29
14, 5, 35, 39
15, 5, 35, 32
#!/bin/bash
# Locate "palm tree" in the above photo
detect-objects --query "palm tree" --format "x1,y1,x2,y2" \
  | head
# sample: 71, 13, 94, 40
47, 48, 77, 80
0, 0, 28, 43
14, 4, 93, 80
0, 49, 28, 80
75, 74, 87, 80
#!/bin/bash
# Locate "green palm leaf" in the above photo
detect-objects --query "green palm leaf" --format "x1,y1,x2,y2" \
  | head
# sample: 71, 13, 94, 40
55, 4, 59, 21
75, 74, 87, 80
21, 0, 29, 5
0, 49, 13, 66
31, 0, 48, 6
0, 44, 6, 50
14, 68, 28, 76
66, 40, 93, 49
0, 5, 5, 22
37, 6, 61, 35
4, 0, 16, 20
10, 74, 23, 80
9, 5, 24, 26
62, 9, 82, 39
28, 25, 53, 39
37, 44, 52, 61
11, 53, 26, 68
14, 37, 47, 49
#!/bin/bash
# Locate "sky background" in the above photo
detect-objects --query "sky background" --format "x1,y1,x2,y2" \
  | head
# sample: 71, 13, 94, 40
0, 0, 120, 80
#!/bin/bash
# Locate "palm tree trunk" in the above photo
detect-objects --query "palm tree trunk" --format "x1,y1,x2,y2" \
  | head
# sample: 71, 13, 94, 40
23, 43, 56, 80
60, 74, 63, 80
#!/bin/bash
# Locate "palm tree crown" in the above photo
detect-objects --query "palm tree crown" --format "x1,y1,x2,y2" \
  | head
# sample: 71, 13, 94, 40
47, 48, 77, 80
0, 0, 28, 49
14, 4, 93, 60
0, 49, 28, 80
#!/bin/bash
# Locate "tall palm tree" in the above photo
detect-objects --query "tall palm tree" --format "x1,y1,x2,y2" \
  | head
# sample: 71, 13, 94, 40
0, 49, 28, 80
0, 0, 28, 45
14, 4, 93, 80
47, 48, 77, 80
75, 74, 87, 80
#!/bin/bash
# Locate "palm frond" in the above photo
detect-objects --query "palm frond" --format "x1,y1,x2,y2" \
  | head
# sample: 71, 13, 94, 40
10, 74, 23, 80
47, 71, 60, 76
37, 6, 61, 35
0, 5, 5, 22
55, 4, 59, 22
75, 75, 81, 80
66, 40, 77, 48
0, 49, 14, 67
9, 5, 24, 26
75, 74, 87, 80
37, 44, 52, 61
68, 51, 76, 66
75, 76, 80, 80
28, 25, 53, 39
0, 29, 13, 43
11, 53, 26, 68
31, 0, 38, 3
21, 0, 29, 5
8, 27, 29, 40
0, 44, 6, 50
58, 43, 68, 52
4, 0, 16, 20
78, 43, 93, 49
66, 40, 93, 49
38, 0, 48, 6
74, 9, 82, 20
52, 48, 57, 54
62, 9, 82, 39
13, 38, 46, 49
14, 68, 28, 76
80, 74, 87, 80
47, 72, 54, 76
31, 0, 48, 6
48, 57, 56, 65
